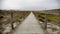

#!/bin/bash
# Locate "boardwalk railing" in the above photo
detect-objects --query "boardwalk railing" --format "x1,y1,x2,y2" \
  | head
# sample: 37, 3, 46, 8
33, 12, 47, 29
37, 12, 48, 30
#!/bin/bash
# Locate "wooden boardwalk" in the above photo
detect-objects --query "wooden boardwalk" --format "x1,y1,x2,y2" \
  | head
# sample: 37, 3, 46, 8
13, 12, 44, 34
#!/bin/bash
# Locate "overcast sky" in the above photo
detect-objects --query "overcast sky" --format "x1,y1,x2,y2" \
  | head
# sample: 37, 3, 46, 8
0, 0, 60, 10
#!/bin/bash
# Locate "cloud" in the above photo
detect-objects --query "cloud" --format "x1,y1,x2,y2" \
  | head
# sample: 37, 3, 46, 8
0, 0, 60, 10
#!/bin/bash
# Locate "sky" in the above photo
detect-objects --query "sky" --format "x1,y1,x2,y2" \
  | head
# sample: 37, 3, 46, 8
0, 0, 60, 10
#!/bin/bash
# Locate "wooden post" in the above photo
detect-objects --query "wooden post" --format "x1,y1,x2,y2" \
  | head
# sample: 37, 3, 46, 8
11, 11, 14, 29
44, 10, 48, 30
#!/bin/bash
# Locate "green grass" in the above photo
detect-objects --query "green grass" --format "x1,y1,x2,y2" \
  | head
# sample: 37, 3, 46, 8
33, 12, 60, 23
48, 14, 60, 22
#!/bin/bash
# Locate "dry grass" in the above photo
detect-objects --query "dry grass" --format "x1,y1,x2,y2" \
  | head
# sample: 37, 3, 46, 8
0, 10, 31, 34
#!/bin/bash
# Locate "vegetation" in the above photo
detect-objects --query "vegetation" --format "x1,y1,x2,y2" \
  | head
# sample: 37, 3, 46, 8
33, 11, 60, 24
33, 9, 60, 34
0, 10, 30, 34
48, 14, 60, 22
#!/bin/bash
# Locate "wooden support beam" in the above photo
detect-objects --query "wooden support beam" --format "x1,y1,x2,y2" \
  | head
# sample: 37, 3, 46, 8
11, 11, 14, 29
44, 11, 48, 30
